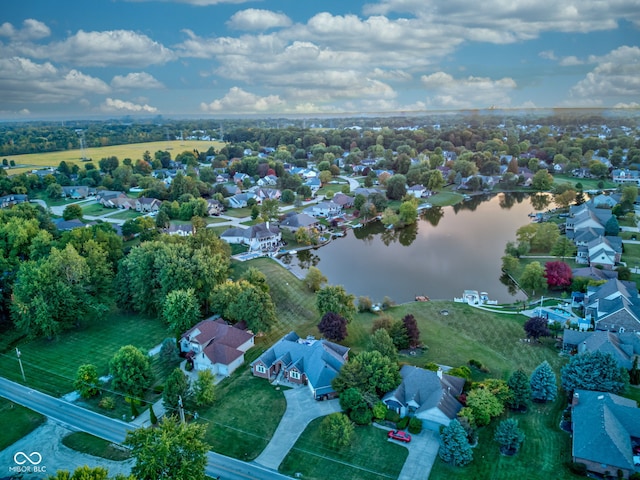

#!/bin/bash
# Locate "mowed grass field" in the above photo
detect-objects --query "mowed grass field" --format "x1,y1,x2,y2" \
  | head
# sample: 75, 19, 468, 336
4, 140, 225, 175
0, 311, 168, 397
0, 398, 45, 450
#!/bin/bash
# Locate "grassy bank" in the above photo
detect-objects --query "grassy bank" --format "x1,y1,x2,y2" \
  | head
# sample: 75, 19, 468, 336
0, 398, 45, 450
62, 432, 132, 461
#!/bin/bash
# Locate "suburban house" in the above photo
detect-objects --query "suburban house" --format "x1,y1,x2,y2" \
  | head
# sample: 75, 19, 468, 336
257, 175, 278, 187
571, 390, 640, 478
572, 266, 618, 282
304, 177, 322, 192
135, 197, 161, 213
166, 224, 193, 236
0, 194, 29, 209
207, 199, 224, 216
250, 187, 281, 203
407, 185, 429, 198
54, 218, 89, 231
583, 236, 623, 269
332, 193, 355, 208
220, 222, 281, 252
180, 317, 255, 377
61, 186, 90, 199
97, 190, 127, 208
279, 213, 320, 233
304, 201, 342, 218
250, 332, 349, 400
584, 279, 640, 333
562, 330, 640, 369
612, 169, 640, 186
566, 202, 613, 237
591, 193, 619, 208
382, 365, 464, 430
227, 192, 256, 209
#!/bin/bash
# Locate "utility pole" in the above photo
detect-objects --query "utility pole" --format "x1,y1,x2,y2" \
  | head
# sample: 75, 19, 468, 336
178, 395, 185, 424
15, 348, 25, 382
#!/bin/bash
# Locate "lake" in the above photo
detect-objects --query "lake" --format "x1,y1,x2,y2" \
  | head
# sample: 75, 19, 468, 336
280, 192, 554, 304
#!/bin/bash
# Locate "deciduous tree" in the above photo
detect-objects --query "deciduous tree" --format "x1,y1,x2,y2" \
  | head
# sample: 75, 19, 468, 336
530, 360, 557, 402
163, 367, 190, 412
305, 266, 327, 292
74, 364, 100, 399
520, 261, 545, 296
124, 416, 208, 480
402, 314, 420, 348
320, 412, 354, 449
332, 350, 401, 397
369, 328, 397, 359
109, 345, 153, 398
192, 369, 216, 407
544, 261, 572, 289
318, 311, 348, 342
439, 419, 473, 467
163, 288, 200, 339
316, 285, 356, 322
524, 316, 550, 341
465, 388, 504, 426
386, 174, 407, 200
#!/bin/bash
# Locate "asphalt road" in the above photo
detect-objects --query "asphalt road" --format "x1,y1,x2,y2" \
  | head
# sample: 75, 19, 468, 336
0, 378, 292, 480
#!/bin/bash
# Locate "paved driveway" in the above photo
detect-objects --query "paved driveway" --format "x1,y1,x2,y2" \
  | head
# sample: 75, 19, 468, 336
254, 386, 340, 470
396, 429, 440, 480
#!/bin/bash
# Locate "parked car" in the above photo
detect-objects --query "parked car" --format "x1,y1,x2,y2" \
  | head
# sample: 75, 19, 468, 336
387, 430, 411, 443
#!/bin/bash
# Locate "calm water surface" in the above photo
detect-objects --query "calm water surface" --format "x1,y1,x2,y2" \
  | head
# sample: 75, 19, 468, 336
282, 193, 553, 304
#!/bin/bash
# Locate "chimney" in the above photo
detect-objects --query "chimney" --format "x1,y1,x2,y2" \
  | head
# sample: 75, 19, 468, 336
572, 391, 580, 407
266, 220, 270, 230
437, 368, 443, 379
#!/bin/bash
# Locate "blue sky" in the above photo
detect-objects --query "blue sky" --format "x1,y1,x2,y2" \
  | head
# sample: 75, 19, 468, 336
1, 0, 639, 119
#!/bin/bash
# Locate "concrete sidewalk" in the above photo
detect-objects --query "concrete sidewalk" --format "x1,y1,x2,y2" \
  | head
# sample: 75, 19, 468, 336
254, 386, 340, 470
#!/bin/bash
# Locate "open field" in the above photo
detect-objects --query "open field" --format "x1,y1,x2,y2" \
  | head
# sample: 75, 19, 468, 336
0, 398, 45, 451
280, 419, 408, 480
0, 311, 168, 398
3, 140, 225, 174
429, 191, 465, 207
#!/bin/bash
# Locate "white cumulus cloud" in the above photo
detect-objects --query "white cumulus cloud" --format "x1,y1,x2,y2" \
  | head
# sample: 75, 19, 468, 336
0, 19, 50, 41
111, 72, 164, 90
421, 72, 517, 109
101, 98, 158, 113
227, 9, 292, 30
201, 87, 285, 113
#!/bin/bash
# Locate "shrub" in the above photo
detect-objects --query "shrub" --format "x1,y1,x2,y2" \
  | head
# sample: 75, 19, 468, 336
408, 417, 423, 434
185, 361, 194, 371
424, 362, 439, 371
350, 407, 372, 425
568, 462, 587, 476
99, 396, 116, 410
358, 296, 372, 312
372, 402, 387, 421
468, 359, 482, 368
397, 416, 409, 429
629, 473, 640, 480
385, 409, 401, 423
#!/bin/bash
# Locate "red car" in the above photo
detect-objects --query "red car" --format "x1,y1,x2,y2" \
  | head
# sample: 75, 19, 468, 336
387, 430, 412, 443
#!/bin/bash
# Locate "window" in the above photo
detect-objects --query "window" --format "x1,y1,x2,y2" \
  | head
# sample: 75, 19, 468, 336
290, 370, 300, 380
256, 364, 266, 374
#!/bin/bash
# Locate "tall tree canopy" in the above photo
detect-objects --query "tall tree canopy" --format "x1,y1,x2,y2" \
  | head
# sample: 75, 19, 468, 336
530, 360, 557, 402
332, 350, 401, 397
317, 312, 348, 342
561, 351, 628, 395
439, 419, 473, 467
209, 279, 277, 332
544, 261, 572, 289
316, 285, 357, 322
109, 345, 153, 397
124, 416, 209, 480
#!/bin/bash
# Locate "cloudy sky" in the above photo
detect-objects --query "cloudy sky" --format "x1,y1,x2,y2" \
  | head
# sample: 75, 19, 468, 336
1, 0, 639, 119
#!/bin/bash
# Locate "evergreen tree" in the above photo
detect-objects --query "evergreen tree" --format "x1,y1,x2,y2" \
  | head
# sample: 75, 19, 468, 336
149, 404, 158, 425
630, 357, 640, 386
561, 351, 628, 395
439, 419, 473, 467
507, 369, 531, 411
530, 361, 557, 402
604, 215, 620, 236
494, 418, 525, 455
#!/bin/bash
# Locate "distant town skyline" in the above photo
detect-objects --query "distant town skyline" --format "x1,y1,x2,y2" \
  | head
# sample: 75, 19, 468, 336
1, 0, 639, 120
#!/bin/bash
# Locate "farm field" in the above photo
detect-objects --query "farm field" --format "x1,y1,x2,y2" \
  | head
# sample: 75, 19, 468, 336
4, 140, 225, 175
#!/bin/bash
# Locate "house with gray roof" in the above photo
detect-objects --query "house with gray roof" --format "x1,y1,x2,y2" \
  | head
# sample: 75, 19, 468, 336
585, 279, 640, 333
279, 213, 320, 232
250, 332, 349, 400
304, 201, 341, 218
572, 266, 618, 282
0, 194, 28, 209
571, 389, 640, 478
220, 222, 281, 252
562, 330, 640, 369
382, 365, 464, 430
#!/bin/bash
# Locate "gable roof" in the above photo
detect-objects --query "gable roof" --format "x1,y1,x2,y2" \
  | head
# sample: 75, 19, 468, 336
251, 332, 349, 394
182, 317, 254, 365
383, 365, 464, 420
572, 389, 640, 471
280, 213, 318, 229
563, 330, 640, 369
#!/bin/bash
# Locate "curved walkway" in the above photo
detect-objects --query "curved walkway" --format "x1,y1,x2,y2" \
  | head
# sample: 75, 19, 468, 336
254, 386, 340, 470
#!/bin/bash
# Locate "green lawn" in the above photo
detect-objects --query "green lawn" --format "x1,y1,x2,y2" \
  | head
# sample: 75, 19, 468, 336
197, 370, 286, 460
317, 183, 349, 197
552, 174, 616, 190
0, 398, 45, 450
429, 191, 465, 207
280, 419, 408, 480
0, 310, 168, 397
109, 210, 142, 220
62, 432, 131, 461
223, 208, 252, 218
623, 243, 640, 271
82, 203, 108, 216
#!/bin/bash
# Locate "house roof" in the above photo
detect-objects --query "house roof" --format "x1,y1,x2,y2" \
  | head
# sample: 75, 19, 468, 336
332, 193, 355, 206
382, 365, 464, 420
572, 266, 618, 281
572, 389, 640, 471
563, 330, 640, 369
280, 213, 318, 229
251, 332, 349, 392
182, 317, 254, 366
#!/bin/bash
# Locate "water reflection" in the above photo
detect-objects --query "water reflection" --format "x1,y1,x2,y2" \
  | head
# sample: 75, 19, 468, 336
284, 193, 549, 303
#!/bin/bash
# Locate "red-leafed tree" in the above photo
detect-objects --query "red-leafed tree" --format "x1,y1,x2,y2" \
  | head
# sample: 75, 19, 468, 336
318, 312, 348, 342
402, 314, 421, 348
544, 261, 572, 289
524, 316, 550, 341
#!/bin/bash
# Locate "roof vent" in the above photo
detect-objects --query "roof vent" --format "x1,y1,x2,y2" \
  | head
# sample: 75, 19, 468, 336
597, 395, 604, 400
